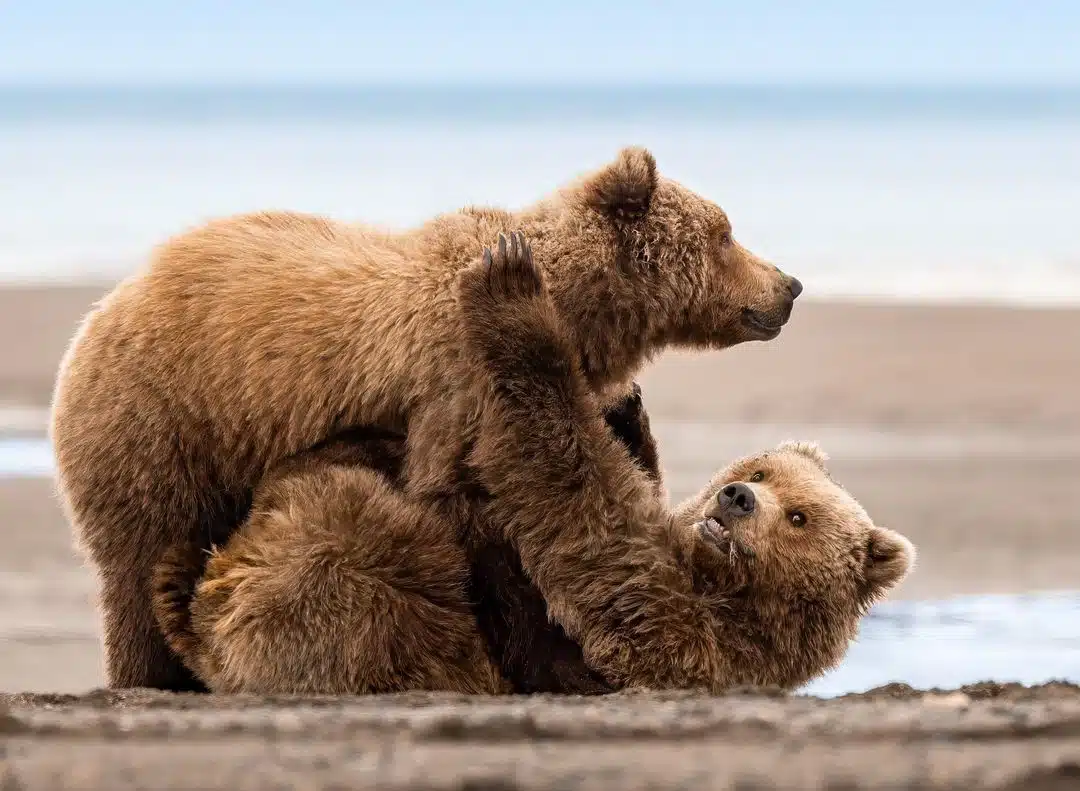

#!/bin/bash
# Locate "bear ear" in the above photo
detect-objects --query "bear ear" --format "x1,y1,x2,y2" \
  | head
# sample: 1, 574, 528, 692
579, 146, 658, 223
858, 527, 916, 603
776, 440, 829, 469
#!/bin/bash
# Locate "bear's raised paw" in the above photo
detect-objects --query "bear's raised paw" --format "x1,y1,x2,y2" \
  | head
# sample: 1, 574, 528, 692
459, 231, 544, 314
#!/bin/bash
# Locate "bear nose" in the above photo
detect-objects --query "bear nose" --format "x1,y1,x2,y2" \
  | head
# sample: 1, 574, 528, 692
718, 482, 756, 517
788, 276, 803, 300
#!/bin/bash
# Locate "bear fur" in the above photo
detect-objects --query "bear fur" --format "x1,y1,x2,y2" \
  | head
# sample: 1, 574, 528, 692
154, 387, 661, 695
51, 147, 801, 692
152, 235, 910, 695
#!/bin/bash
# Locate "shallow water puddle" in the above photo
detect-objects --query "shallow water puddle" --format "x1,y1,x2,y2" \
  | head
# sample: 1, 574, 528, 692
0, 436, 52, 477
804, 591, 1080, 697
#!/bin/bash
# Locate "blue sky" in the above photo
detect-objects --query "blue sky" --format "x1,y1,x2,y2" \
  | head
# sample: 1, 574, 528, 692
1, 0, 1078, 85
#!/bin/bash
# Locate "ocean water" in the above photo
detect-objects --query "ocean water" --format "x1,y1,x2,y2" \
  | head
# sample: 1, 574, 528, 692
2, 84, 1079, 303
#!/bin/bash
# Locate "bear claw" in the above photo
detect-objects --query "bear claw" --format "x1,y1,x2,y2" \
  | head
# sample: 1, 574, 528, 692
475, 230, 543, 303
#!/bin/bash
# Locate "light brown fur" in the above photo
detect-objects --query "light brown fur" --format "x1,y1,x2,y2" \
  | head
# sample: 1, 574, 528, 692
153, 237, 910, 695
156, 448, 506, 695
51, 147, 801, 690
448, 237, 911, 691
667, 440, 917, 689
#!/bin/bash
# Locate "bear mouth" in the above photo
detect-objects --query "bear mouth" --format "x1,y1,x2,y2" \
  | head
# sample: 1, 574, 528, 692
741, 308, 787, 339
703, 515, 732, 539
700, 515, 756, 559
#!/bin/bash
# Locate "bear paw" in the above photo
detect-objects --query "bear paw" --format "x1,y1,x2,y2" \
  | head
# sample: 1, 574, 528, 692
458, 230, 573, 388
459, 230, 544, 315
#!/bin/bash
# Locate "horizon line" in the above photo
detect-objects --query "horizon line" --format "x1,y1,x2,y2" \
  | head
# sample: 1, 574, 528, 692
2, 79, 1080, 91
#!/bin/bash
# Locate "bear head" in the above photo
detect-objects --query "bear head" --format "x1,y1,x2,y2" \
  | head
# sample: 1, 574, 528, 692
692, 440, 915, 690
522, 146, 803, 390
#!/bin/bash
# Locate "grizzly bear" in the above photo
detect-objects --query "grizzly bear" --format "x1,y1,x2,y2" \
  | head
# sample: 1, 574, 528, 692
50, 147, 802, 691
152, 235, 912, 695
154, 387, 660, 695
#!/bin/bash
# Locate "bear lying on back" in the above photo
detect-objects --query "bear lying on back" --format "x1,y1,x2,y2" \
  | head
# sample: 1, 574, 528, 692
155, 386, 662, 695
153, 237, 910, 695
51, 147, 803, 691
154, 438, 914, 694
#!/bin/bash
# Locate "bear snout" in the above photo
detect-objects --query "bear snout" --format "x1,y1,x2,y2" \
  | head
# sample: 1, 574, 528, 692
716, 482, 756, 519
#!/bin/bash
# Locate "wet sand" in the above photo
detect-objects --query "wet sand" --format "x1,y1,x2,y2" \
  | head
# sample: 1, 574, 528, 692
2, 284, 1079, 788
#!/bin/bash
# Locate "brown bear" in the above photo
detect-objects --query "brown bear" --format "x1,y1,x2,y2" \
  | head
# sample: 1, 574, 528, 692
154, 387, 661, 696
152, 236, 912, 695
54, 148, 807, 691
51, 147, 802, 692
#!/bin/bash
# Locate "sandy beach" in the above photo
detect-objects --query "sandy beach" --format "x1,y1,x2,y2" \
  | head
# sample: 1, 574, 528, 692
1, 284, 1078, 788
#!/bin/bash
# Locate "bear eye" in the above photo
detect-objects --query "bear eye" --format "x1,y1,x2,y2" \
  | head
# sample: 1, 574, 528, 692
749, 471, 764, 483
789, 511, 807, 527
719, 231, 733, 247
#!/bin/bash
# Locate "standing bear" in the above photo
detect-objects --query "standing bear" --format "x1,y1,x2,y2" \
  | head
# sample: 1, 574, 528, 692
50, 148, 803, 691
